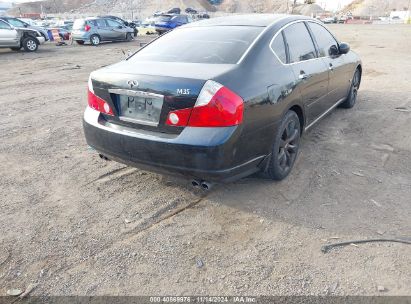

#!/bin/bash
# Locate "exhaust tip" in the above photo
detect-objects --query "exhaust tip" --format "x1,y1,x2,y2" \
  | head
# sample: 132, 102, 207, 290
99, 154, 110, 161
191, 180, 200, 187
201, 182, 211, 191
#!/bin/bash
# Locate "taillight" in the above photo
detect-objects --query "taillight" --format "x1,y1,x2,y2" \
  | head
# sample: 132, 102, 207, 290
165, 80, 244, 128
87, 77, 114, 116
84, 24, 91, 32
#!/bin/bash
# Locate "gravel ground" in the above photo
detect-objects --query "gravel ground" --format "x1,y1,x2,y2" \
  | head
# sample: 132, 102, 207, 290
0, 25, 410, 296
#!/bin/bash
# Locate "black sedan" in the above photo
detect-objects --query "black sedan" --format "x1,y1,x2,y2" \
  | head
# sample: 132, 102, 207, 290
83, 14, 362, 187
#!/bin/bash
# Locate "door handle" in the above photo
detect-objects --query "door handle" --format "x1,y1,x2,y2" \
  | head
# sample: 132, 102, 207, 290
299, 72, 308, 80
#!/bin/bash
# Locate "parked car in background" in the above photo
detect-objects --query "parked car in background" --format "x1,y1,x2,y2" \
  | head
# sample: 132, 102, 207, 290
83, 15, 362, 185
153, 14, 190, 34
0, 19, 45, 51
167, 8, 181, 14
320, 17, 337, 24
185, 7, 198, 14
100, 15, 138, 36
72, 17, 134, 46
0, 16, 49, 41
48, 27, 70, 40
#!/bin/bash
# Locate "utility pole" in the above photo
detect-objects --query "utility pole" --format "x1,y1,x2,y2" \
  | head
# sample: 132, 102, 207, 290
291, 0, 297, 13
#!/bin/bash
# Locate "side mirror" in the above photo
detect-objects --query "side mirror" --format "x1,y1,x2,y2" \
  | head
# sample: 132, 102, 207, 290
339, 42, 350, 54
329, 45, 339, 56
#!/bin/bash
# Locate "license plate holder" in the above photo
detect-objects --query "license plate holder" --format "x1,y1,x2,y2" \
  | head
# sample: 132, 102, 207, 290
110, 89, 164, 127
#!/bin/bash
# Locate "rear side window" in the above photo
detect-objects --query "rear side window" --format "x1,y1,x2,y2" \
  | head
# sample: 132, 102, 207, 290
73, 19, 85, 30
308, 22, 338, 57
271, 32, 287, 63
129, 26, 263, 64
283, 22, 317, 63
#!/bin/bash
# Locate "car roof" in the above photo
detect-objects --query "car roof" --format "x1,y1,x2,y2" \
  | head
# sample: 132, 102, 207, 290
186, 14, 309, 27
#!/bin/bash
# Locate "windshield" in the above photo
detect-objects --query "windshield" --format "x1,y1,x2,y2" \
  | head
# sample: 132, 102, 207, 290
6, 18, 27, 27
129, 26, 263, 64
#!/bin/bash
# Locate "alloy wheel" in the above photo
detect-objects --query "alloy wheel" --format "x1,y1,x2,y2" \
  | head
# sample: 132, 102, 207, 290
27, 40, 36, 51
278, 119, 300, 171
351, 70, 360, 103
91, 36, 100, 45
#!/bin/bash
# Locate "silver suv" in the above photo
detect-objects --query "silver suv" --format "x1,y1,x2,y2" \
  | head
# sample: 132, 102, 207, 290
72, 17, 134, 46
0, 19, 45, 52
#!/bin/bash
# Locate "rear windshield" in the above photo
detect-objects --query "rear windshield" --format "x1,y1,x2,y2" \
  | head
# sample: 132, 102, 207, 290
129, 26, 263, 64
73, 19, 85, 30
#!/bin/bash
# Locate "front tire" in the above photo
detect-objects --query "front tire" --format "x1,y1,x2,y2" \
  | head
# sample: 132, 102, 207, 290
339, 69, 361, 109
22, 37, 39, 52
90, 34, 101, 46
265, 111, 301, 181
126, 32, 133, 42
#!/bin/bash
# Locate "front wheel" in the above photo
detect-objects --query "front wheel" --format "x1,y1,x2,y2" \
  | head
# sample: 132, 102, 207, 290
265, 111, 301, 181
339, 69, 361, 109
90, 35, 101, 46
126, 32, 133, 42
22, 37, 39, 52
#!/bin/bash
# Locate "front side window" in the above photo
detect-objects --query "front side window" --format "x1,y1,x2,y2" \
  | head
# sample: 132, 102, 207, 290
271, 32, 287, 63
308, 22, 338, 57
283, 22, 317, 63
106, 19, 121, 27
0, 20, 11, 30
129, 26, 263, 64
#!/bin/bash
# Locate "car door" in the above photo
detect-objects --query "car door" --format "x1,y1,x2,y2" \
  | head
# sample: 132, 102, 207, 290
307, 21, 351, 108
94, 19, 111, 41
282, 22, 329, 124
0, 20, 19, 47
105, 19, 125, 40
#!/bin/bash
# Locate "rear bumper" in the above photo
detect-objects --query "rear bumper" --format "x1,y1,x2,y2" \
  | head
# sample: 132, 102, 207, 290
72, 32, 91, 41
83, 107, 264, 182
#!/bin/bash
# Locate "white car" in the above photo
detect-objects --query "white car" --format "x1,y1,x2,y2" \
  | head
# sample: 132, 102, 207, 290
0, 19, 45, 52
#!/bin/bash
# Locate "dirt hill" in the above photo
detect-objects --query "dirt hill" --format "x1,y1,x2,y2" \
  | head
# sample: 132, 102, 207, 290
343, 0, 410, 16
8, 0, 291, 17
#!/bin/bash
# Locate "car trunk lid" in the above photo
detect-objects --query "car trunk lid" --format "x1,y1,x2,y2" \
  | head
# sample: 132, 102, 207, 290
89, 61, 237, 133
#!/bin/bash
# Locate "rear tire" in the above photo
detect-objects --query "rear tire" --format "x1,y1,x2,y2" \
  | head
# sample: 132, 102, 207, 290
22, 37, 39, 52
265, 111, 301, 181
339, 68, 361, 109
76, 40, 85, 45
90, 34, 101, 46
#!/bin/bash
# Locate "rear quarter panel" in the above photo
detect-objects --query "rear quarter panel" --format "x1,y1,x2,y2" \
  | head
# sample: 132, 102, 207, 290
213, 25, 303, 166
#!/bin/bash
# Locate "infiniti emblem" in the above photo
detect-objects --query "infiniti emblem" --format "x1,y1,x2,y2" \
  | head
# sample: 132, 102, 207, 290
127, 80, 139, 89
